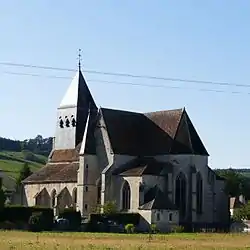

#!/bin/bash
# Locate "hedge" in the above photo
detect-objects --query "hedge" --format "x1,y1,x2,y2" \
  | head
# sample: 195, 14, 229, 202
59, 208, 81, 230
89, 213, 140, 226
0, 205, 53, 230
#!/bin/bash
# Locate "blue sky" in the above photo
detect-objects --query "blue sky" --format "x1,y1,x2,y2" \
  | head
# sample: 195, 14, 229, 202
1, 1, 250, 169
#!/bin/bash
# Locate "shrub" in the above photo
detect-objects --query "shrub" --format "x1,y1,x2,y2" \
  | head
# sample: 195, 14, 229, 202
28, 213, 44, 232
0, 205, 53, 230
150, 223, 159, 233
59, 208, 81, 231
125, 223, 135, 234
102, 201, 117, 215
0, 221, 16, 230
172, 225, 185, 233
89, 213, 140, 227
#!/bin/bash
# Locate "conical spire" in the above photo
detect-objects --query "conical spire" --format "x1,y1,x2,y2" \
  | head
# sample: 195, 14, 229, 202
54, 54, 97, 150
59, 71, 81, 108
59, 63, 96, 109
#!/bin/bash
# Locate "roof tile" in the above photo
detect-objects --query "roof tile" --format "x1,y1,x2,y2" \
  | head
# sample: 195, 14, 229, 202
23, 163, 78, 184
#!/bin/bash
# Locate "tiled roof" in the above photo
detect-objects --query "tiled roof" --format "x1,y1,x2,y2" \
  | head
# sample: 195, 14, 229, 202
49, 143, 81, 163
145, 108, 183, 138
139, 186, 176, 210
23, 143, 81, 184
22, 162, 78, 184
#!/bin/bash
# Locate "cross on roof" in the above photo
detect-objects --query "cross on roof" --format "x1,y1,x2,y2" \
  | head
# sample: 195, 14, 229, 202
78, 49, 82, 70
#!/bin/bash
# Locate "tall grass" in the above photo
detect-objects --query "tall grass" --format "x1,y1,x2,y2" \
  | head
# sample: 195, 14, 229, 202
0, 231, 249, 249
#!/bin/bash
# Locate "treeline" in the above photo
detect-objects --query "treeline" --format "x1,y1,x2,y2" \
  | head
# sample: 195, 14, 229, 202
0, 135, 53, 156
215, 169, 250, 200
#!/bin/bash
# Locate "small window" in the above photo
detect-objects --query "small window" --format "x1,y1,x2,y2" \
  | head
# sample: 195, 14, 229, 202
71, 118, 76, 127
85, 186, 88, 192
84, 204, 88, 210
156, 213, 160, 221
65, 118, 70, 127
86, 164, 88, 169
169, 213, 172, 222
59, 119, 64, 128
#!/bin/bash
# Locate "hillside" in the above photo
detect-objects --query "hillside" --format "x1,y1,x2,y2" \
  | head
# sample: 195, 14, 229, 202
0, 135, 52, 190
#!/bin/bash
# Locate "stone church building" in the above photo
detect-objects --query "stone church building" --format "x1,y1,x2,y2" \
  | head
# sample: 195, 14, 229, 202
22, 67, 229, 231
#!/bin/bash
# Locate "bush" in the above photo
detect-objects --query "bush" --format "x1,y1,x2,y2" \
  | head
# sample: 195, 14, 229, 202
102, 201, 117, 215
0, 205, 53, 230
172, 225, 185, 233
125, 223, 135, 233
0, 221, 16, 230
89, 213, 140, 226
28, 213, 43, 232
59, 208, 81, 231
150, 223, 159, 233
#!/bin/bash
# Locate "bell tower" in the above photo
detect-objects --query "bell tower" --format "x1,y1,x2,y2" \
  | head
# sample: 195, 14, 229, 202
54, 50, 97, 150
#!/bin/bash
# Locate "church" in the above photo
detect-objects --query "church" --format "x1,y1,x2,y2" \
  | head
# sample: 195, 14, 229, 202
22, 65, 229, 231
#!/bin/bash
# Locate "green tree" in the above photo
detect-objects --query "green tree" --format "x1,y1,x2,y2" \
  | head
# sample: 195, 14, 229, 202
215, 168, 250, 200
215, 169, 242, 196
232, 201, 250, 222
17, 162, 32, 186
102, 201, 117, 215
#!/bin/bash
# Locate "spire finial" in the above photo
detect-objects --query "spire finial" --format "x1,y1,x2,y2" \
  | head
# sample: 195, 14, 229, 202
78, 49, 82, 71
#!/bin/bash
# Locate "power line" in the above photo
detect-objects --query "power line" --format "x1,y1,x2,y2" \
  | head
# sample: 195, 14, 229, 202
0, 61, 250, 89
2, 70, 250, 96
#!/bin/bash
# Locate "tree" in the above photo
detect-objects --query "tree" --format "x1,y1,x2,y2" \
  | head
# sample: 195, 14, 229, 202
215, 169, 243, 197
232, 201, 250, 222
17, 162, 32, 186
102, 201, 117, 215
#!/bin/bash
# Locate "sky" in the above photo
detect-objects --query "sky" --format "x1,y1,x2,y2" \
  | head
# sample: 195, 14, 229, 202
1, 1, 250, 169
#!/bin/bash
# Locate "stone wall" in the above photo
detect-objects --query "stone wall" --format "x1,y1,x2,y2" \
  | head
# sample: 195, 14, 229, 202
23, 182, 76, 214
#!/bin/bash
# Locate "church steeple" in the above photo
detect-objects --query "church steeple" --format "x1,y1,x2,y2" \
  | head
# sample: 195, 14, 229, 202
54, 53, 97, 150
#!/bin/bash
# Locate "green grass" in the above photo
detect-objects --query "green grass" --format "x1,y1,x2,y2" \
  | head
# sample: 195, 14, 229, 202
0, 151, 46, 190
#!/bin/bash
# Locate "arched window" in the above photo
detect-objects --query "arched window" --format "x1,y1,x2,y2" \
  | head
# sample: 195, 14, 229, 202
122, 181, 131, 210
196, 172, 203, 214
65, 117, 70, 127
51, 189, 56, 208
175, 172, 187, 218
59, 117, 64, 128
71, 115, 76, 127
72, 188, 77, 204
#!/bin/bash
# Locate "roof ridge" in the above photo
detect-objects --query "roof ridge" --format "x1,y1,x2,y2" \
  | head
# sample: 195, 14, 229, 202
100, 107, 142, 115
144, 107, 184, 115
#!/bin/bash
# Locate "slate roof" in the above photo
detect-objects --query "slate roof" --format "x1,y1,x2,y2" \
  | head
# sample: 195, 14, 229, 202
100, 107, 208, 156
59, 70, 96, 109
113, 157, 173, 176
139, 186, 176, 210
82, 109, 98, 155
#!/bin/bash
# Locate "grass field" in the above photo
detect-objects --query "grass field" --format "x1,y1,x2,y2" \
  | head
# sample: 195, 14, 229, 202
1, 231, 250, 250
0, 151, 45, 179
